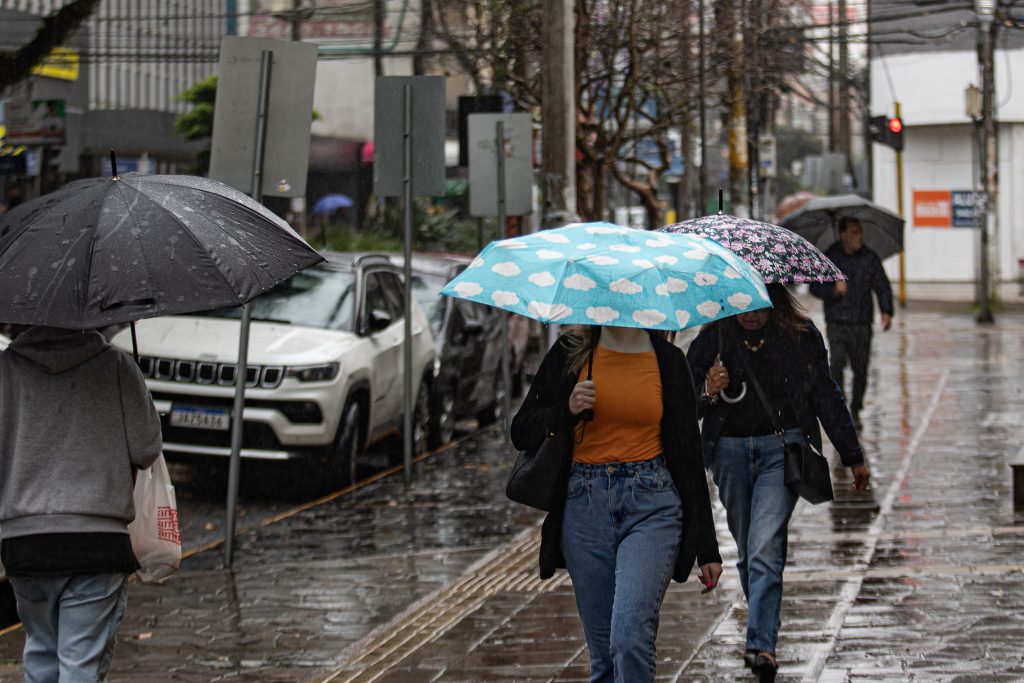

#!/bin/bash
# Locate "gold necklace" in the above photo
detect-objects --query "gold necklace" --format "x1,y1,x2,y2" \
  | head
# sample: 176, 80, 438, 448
742, 337, 766, 353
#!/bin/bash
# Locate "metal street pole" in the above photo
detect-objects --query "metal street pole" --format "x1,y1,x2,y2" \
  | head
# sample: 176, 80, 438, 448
895, 101, 906, 308
402, 83, 415, 482
495, 121, 513, 440
225, 48, 272, 567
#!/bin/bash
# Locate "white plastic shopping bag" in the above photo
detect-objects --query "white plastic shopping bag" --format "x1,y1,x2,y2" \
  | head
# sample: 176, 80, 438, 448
128, 453, 182, 583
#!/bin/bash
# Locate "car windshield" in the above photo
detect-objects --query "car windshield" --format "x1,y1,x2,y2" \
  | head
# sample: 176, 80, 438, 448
192, 268, 357, 331
410, 274, 446, 336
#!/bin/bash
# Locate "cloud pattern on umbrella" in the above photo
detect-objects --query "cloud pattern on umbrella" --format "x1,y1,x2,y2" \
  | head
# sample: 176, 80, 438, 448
662, 214, 846, 284
440, 222, 770, 331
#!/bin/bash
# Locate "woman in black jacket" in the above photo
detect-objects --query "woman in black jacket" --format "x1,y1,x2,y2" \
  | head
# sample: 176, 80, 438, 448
688, 284, 870, 682
511, 324, 722, 683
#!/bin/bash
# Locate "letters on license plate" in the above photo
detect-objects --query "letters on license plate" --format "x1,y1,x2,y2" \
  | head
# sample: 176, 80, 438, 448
169, 406, 230, 431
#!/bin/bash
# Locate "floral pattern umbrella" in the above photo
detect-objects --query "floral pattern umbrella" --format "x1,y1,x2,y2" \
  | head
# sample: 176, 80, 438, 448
660, 214, 846, 284
440, 221, 770, 331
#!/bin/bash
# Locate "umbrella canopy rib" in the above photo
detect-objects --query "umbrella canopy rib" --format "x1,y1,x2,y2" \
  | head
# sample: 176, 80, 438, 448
116, 182, 243, 306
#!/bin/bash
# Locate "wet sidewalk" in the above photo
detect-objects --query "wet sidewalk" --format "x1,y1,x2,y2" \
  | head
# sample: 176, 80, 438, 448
2, 305, 1024, 682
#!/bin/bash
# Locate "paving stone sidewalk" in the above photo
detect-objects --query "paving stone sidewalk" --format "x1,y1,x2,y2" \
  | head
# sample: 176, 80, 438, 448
0, 306, 1022, 682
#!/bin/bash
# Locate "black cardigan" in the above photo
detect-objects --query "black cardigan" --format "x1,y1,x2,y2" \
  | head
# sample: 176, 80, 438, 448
687, 320, 864, 468
510, 331, 722, 582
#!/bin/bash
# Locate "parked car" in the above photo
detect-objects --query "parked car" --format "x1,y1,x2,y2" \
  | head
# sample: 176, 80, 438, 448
391, 252, 529, 447
111, 252, 437, 483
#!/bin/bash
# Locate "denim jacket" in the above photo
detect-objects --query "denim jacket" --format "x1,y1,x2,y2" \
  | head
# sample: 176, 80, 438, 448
511, 331, 722, 582
687, 321, 864, 468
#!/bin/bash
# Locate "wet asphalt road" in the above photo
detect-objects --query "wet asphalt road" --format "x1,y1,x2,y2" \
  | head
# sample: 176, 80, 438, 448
1, 303, 1023, 682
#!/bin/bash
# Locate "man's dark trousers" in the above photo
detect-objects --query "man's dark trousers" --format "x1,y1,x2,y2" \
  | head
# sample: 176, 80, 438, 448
826, 322, 873, 418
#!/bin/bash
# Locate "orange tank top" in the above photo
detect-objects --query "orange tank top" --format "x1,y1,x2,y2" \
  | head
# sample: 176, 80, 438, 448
572, 345, 663, 464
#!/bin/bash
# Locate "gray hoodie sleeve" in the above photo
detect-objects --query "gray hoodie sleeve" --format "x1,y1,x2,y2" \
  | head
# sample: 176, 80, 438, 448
117, 351, 163, 469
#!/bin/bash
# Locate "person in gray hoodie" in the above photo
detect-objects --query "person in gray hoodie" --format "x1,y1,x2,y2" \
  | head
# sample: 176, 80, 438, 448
0, 325, 162, 683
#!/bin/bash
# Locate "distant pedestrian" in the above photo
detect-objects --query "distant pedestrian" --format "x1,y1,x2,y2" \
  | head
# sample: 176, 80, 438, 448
0, 326, 162, 682
688, 284, 870, 682
809, 217, 894, 429
511, 325, 722, 683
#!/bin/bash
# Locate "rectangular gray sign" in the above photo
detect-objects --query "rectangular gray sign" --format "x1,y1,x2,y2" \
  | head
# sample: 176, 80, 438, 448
209, 36, 317, 198
468, 113, 534, 217
373, 76, 446, 197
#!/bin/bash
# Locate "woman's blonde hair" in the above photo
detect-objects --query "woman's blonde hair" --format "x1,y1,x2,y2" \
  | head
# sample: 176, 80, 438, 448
560, 325, 598, 377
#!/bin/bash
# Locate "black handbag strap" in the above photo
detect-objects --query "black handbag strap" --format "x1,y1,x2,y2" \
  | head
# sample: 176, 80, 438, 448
739, 353, 789, 447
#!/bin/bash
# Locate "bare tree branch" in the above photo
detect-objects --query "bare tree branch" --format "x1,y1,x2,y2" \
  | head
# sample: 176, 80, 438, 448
0, 0, 101, 93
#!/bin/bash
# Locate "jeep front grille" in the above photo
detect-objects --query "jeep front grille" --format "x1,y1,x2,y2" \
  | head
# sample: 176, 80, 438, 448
136, 355, 285, 390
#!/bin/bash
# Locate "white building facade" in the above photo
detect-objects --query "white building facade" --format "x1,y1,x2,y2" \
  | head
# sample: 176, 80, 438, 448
870, 2, 1024, 303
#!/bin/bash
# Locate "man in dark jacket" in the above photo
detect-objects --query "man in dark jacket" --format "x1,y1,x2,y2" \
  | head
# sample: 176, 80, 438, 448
809, 217, 894, 429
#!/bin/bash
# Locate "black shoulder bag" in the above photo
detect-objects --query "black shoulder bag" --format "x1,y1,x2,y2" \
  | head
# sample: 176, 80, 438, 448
505, 428, 571, 512
743, 357, 835, 505
506, 338, 595, 512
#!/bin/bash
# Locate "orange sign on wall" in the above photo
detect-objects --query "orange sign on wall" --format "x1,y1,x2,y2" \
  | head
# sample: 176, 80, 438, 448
912, 190, 952, 228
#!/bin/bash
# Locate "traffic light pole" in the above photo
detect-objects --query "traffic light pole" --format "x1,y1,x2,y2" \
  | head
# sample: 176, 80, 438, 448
895, 101, 906, 307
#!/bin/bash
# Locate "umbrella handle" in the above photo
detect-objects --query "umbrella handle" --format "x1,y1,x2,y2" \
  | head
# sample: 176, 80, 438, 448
130, 321, 139, 365
720, 382, 747, 404
579, 329, 597, 422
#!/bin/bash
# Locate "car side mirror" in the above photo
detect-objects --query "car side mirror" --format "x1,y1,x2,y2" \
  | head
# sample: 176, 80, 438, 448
366, 308, 393, 333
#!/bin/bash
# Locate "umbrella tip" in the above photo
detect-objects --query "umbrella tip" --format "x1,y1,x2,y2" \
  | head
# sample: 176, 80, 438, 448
110, 149, 119, 179
717, 189, 724, 215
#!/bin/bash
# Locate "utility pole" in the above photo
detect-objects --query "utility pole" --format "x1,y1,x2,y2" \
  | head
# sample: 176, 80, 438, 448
975, 1, 996, 323
374, 0, 385, 76
827, 0, 835, 152
698, 0, 707, 215
540, 0, 576, 228
864, 0, 873, 195
290, 0, 303, 40
838, 0, 850, 167
727, 0, 748, 216
414, 0, 433, 74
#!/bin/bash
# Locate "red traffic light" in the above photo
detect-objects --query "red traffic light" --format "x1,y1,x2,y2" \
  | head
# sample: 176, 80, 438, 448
887, 117, 903, 134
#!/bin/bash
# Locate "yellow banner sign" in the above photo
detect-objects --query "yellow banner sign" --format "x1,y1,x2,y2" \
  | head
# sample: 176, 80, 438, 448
31, 47, 79, 81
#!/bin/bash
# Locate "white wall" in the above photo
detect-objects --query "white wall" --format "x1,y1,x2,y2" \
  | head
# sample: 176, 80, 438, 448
871, 49, 1024, 302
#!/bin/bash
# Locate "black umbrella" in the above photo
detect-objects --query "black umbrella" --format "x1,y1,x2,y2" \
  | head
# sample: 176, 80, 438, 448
777, 194, 905, 260
0, 173, 323, 329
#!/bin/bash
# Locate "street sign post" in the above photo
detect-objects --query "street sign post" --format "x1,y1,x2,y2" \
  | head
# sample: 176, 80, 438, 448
209, 37, 317, 198
468, 113, 533, 217
467, 112, 533, 437
373, 76, 446, 483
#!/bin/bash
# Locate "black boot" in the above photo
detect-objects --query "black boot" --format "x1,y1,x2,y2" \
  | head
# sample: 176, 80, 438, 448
752, 653, 778, 682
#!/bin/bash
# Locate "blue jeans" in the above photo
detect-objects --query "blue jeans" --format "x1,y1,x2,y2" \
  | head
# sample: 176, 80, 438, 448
560, 456, 683, 683
711, 430, 800, 655
9, 573, 128, 683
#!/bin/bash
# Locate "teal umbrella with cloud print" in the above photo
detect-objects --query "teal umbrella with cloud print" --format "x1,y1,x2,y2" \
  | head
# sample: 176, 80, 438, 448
440, 221, 770, 331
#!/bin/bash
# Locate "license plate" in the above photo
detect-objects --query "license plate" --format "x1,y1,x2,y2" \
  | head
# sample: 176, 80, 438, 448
169, 406, 230, 431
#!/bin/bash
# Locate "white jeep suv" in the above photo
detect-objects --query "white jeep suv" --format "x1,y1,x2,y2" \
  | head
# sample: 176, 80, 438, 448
111, 252, 436, 481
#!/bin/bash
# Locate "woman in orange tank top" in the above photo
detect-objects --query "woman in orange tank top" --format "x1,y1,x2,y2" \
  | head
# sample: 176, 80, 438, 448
511, 324, 723, 683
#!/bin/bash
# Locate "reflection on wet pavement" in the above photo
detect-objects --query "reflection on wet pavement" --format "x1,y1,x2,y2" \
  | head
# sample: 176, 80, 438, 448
0, 307, 1021, 682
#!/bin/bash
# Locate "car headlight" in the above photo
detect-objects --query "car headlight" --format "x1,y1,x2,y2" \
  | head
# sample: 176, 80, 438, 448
286, 363, 340, 382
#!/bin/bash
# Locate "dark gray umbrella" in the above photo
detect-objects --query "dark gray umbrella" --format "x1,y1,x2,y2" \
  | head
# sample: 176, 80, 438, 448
777, 194, 905, 260
0, 173, 323, 329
